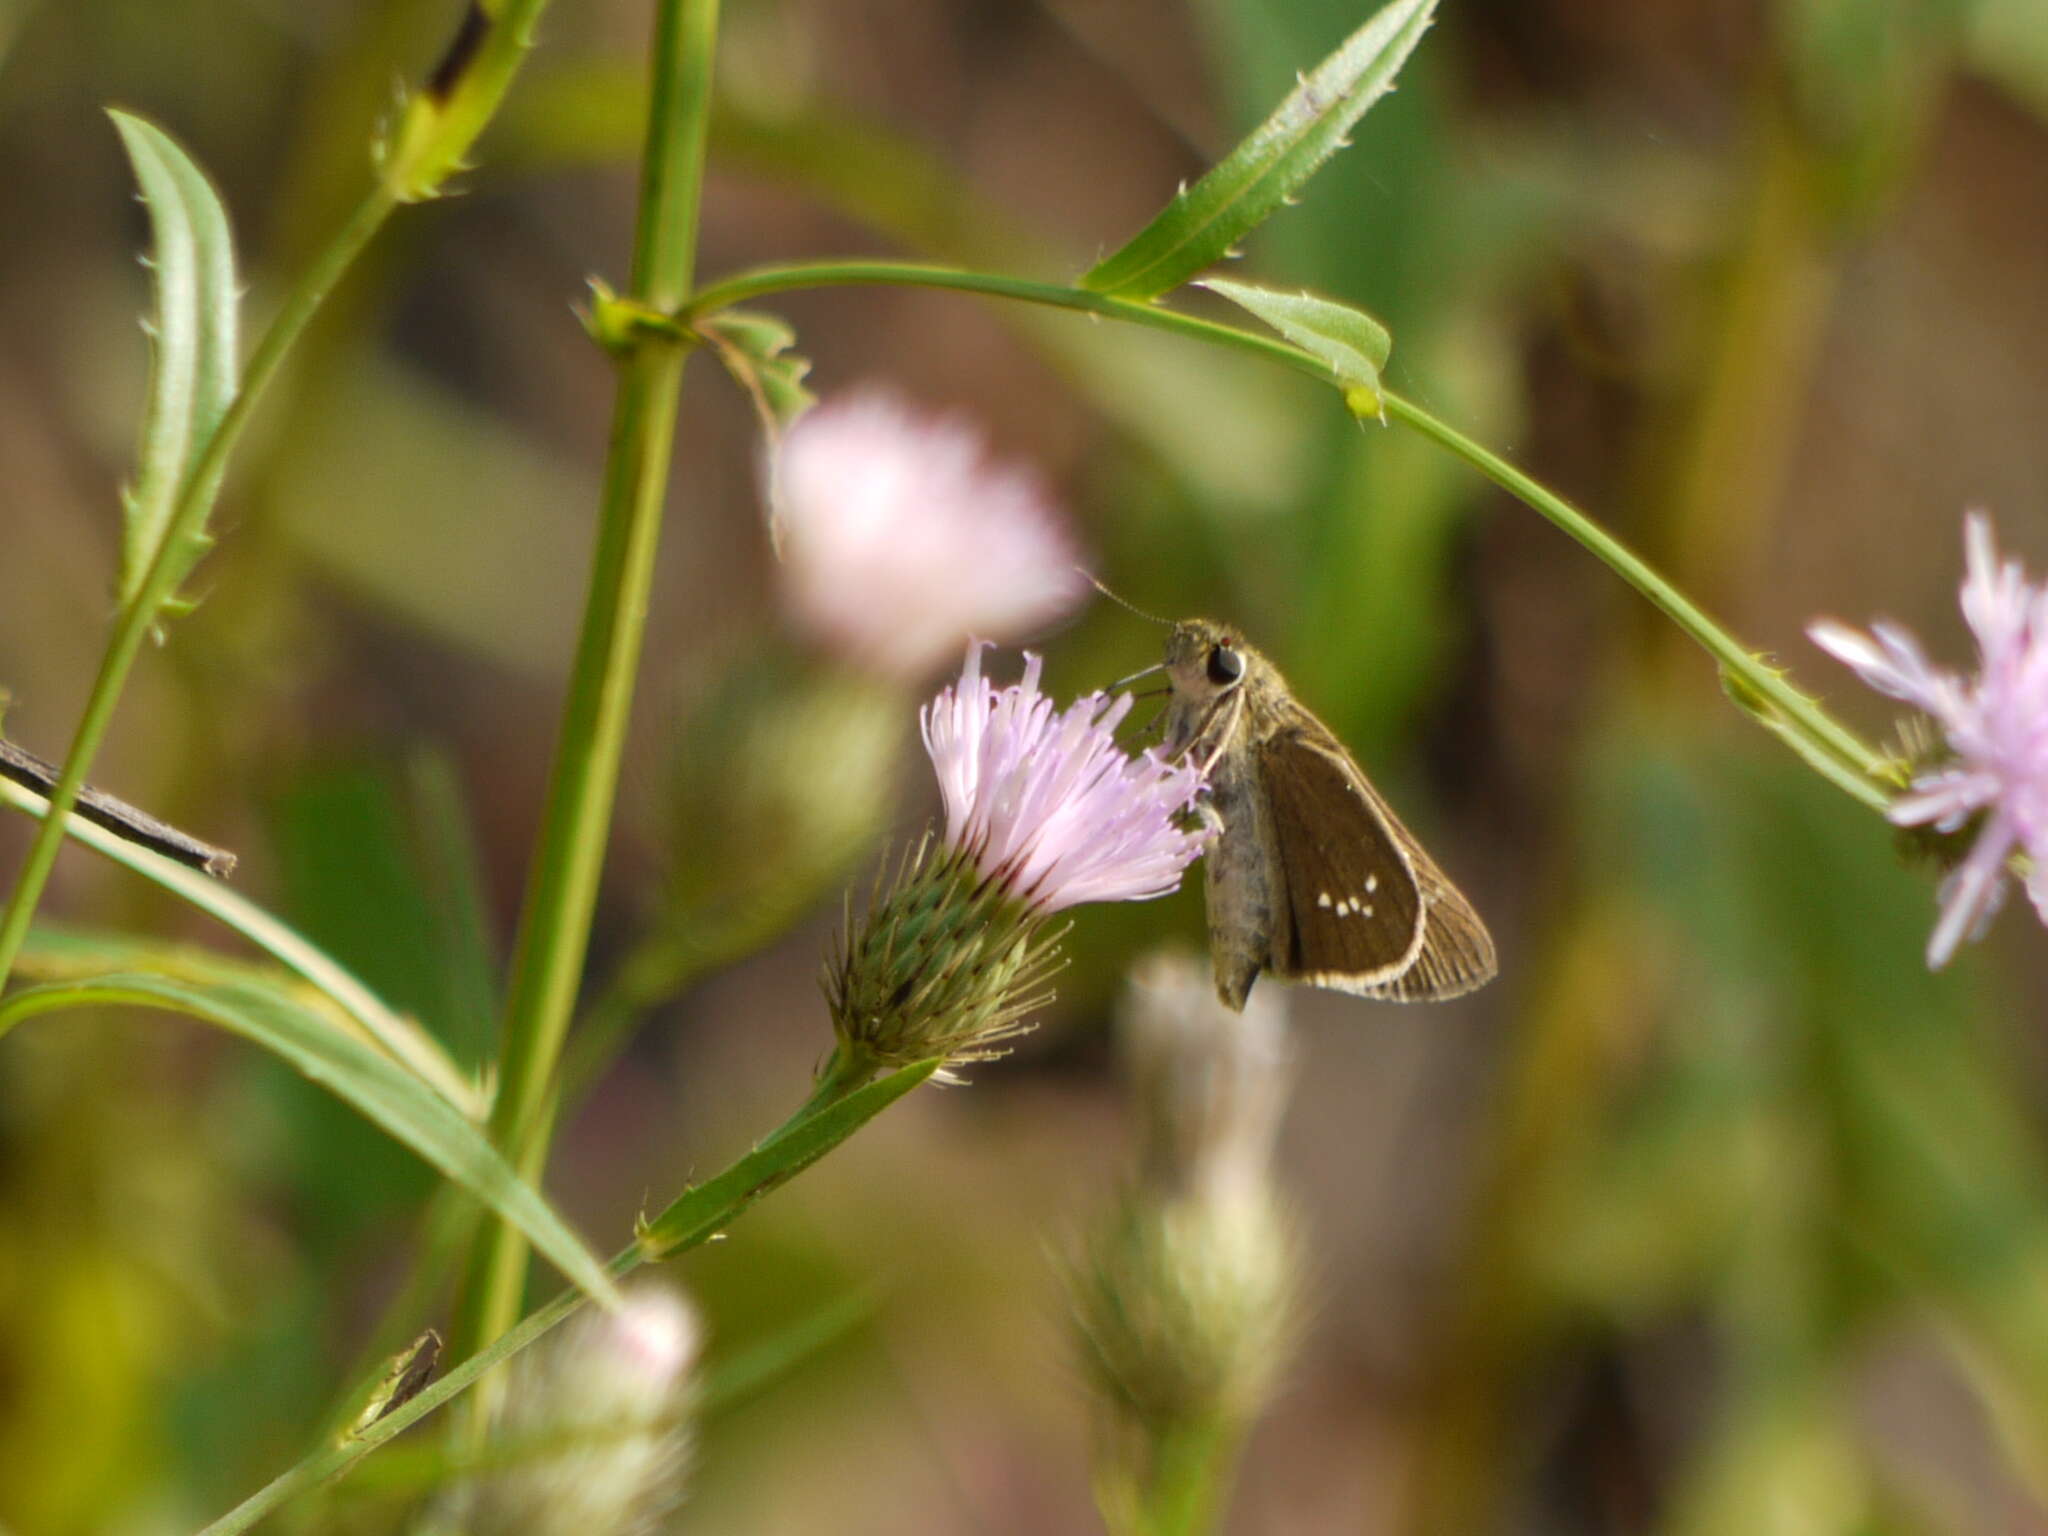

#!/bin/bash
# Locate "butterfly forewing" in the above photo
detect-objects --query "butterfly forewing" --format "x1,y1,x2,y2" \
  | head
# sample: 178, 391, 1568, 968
1257, 724, 1427, 988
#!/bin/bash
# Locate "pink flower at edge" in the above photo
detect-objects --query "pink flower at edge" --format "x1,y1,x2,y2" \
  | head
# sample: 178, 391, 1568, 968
769, 389, 1090, 681
1809, 512, 2048, 967
920, 643, 1211, 914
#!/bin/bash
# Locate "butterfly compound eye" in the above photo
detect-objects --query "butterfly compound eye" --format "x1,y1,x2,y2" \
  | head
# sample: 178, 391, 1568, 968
1207, 645, 1245, 687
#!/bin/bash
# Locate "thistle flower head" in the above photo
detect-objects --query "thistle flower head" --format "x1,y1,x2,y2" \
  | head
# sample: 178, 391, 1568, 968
1810, 512, 2048, 966
768, 389, 1088, 680
921, 643, 1210, 914
468, 1282, 700, 1536
827, 647, 1209, 1075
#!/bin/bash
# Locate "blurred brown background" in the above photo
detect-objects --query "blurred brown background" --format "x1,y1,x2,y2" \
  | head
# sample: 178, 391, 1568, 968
1, 0, 2046, 1530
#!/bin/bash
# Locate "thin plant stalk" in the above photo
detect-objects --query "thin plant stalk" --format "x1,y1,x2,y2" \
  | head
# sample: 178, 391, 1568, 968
1140, 1416, 1236, 1536
676, 258, 1890, 807
447, 0, 722, 1374
0, 0, 564, 994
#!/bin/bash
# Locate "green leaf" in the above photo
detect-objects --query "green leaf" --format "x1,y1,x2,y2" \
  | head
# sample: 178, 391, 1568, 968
0, 971, 619, 1312
697, 307, 816, 435
109, 110, 241, 610
1198, 277, 1391, 415
1080, 0, 1437, 300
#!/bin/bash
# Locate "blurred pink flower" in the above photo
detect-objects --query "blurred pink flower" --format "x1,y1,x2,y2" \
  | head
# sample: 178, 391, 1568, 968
472, 1280, 700, 1533
770, 389, 1088, 680
921, 643, 1210, 914
1810, 512, 2048, 967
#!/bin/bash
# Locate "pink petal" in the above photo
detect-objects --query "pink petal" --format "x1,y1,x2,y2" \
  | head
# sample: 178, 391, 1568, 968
920, 645, 1209, 914
1925, 812, 2016, 968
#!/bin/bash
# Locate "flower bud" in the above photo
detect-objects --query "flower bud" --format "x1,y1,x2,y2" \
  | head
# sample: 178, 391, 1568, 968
656, 648, 900, 971
1064, 952, 1302, 1524
1069, 1187, 1299, 1439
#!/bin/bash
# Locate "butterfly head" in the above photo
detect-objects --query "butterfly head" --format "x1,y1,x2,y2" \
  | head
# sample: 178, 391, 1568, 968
1165, 618, 1257, 709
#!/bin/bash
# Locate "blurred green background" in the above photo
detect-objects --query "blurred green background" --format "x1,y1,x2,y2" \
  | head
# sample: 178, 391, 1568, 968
1, 0, 2046, 1530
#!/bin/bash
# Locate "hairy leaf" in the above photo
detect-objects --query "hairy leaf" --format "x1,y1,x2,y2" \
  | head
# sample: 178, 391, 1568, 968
1080, 0, 1436, 300
1199, 277, 1391, 414
111, 110, 241, 610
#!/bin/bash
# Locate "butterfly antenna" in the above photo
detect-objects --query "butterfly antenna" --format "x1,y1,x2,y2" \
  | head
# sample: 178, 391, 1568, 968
1078, 568, 1172, 627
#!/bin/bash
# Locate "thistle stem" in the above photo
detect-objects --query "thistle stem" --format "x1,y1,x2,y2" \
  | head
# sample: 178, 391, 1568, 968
447, 0, 721, 1376
1141, 1415, 1237, 1536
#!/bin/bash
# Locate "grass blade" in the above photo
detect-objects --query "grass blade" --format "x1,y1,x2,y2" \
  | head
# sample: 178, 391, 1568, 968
0, 774, 481, 1113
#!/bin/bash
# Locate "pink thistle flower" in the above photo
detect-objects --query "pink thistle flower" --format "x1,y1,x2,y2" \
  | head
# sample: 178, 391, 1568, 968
921, 643, 1211, 914
826, 645, 1209, 1073
1810, 512, 2048, 967
770, 389, 1089, 681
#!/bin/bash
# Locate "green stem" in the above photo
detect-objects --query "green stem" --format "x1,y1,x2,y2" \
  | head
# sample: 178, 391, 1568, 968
1376, 393, 1891, 801
448, 0, 721, 1374
682, 259, 1313, 375
1142, 1415, 1237, 1536
677, 257, 1889, 806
